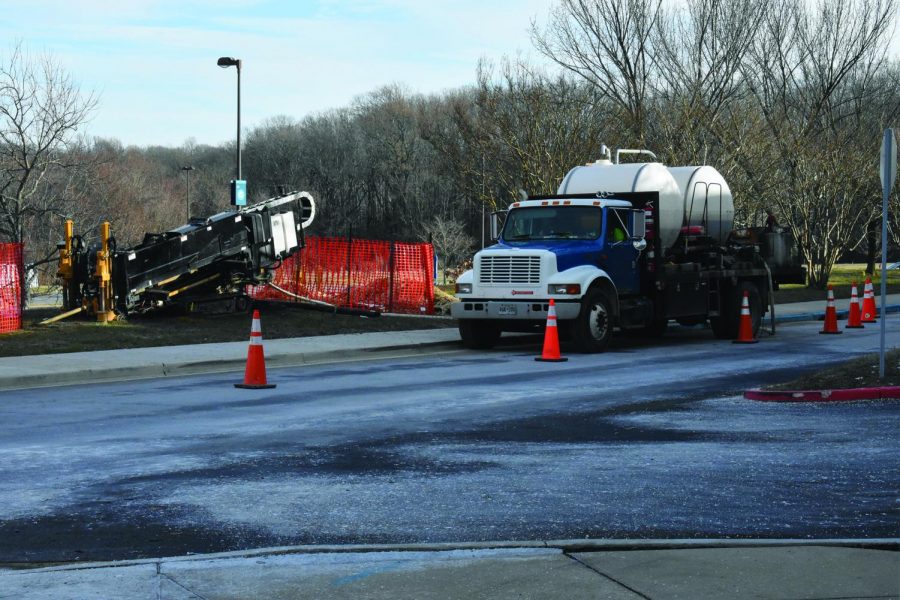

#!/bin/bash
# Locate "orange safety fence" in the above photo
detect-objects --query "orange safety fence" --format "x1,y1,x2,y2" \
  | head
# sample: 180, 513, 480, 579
0, 243, 23, 333
249, 236, 435, 315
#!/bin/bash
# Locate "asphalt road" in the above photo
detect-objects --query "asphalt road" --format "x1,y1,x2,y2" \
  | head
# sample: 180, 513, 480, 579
1, 321, 898, 563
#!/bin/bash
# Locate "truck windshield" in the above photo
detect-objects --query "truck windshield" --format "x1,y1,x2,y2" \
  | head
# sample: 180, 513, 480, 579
502, 206, 601, 241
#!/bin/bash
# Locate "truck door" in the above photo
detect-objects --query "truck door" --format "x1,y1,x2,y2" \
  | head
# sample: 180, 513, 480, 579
602, 208, 640, 294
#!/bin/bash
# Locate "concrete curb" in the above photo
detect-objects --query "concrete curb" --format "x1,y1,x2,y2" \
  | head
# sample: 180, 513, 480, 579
0, 340, 464, 391
4, 538, 897, 573
1, 301, 897, 391
773, 303, 900, 323
744, 386, 900, 402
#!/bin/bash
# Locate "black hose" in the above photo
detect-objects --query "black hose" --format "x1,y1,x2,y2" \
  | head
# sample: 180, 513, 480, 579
255, 298, 380, 318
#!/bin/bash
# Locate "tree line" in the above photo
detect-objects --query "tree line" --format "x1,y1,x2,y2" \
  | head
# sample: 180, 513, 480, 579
1, 0, 899, 288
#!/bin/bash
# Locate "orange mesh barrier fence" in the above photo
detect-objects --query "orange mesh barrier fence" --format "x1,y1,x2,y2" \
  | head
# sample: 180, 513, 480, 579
0, 243, 23, 333
250, 236, 435, 315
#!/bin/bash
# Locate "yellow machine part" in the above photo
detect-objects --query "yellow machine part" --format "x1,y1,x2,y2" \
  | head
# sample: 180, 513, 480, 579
57, 219, 74, 281
94, 221, 116, 323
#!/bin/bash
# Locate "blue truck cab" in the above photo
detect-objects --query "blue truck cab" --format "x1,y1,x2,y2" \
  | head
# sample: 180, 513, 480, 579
451, 197, 648, 352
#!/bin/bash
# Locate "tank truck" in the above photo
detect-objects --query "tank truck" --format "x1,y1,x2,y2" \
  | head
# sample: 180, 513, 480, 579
451, 146, 804, 352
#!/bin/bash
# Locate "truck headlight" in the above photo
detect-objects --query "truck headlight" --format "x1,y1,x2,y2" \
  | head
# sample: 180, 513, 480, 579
455, 283, 472, 294
548, 284, 581, 295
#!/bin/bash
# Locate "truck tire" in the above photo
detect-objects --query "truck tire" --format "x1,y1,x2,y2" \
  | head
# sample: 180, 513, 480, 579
459, 319, 501, 349
710, 281, 762, 340
573, 288, 613, 353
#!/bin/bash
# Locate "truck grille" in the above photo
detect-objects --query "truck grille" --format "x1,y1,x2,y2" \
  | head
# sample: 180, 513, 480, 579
478, 255, 542, 284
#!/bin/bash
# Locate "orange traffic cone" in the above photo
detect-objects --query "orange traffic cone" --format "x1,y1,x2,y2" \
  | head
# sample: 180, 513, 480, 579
235, 309, 276, 389
820, 284, 842, 334
535, 298, 568, 362
733, 290, 758, 344
846, 282, 864, 329
861, 277, 878, 323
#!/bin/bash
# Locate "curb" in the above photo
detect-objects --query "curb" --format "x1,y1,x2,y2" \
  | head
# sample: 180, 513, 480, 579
773, 303, 900, 323
4, 538, 897, 573
744, 386, 900, 402
0, 340, 464, 391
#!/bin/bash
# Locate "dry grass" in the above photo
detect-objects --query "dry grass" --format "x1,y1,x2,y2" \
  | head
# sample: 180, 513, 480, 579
774, 263, 900, 303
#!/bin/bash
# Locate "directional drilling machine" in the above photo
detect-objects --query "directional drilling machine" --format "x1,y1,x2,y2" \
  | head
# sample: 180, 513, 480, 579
50, 190, 315, 323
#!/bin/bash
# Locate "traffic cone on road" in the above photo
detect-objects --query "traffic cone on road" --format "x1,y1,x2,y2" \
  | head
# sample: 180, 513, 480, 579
846, 282, 864, 329
235, 309, 276, 389
733, 291, 759, 344
820, 285, 842, 335
535, 299, 568, 362
862, 277, 878, 323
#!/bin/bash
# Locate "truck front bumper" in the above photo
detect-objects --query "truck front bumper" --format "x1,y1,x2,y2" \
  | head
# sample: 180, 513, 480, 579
451, 299, 581, 320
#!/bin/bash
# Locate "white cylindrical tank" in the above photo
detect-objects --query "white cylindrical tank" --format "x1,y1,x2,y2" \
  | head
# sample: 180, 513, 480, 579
558, 160, 684, 250
667, 166, 734, 245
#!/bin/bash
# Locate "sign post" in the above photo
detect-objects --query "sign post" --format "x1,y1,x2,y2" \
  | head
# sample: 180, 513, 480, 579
879, 128, 896, 379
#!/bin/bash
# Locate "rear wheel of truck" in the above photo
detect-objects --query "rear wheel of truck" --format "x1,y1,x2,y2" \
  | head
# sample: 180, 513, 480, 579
459, 319, 501, 349
710, 281, 762, 340
573, 288, 613, 353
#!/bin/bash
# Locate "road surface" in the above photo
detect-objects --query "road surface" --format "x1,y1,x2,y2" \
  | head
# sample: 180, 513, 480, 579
1, 321, 897, 562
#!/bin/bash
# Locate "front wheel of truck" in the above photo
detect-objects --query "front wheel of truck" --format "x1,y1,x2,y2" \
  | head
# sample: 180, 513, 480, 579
573, 288, 613, 353
459, 319, 501, 349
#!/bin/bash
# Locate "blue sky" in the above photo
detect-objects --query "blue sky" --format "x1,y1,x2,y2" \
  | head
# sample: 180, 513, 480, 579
3, 1, 898, 148
1, 0, 552, 147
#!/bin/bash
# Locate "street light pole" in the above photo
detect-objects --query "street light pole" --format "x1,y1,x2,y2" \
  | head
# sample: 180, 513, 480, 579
217, 56, 243, 202
181, 165, 195, 221
236, 63, 241, 180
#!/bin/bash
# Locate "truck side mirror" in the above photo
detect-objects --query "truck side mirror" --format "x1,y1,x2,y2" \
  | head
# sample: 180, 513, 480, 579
632, 210, 646, 239
490, 211, 507, 241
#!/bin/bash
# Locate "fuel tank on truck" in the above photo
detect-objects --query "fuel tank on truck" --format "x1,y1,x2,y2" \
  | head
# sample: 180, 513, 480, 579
558, 160, 684, 251
666, 166, 734, 245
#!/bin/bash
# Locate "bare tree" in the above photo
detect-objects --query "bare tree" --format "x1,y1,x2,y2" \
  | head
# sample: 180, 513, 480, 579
468, 59, 609, 201
531, 0, 663, 141
422, 216, 475, 283
242, 116, 307, 200
651, 0, 766, 164
741, 0, 897, 286
0, 43, 97, 245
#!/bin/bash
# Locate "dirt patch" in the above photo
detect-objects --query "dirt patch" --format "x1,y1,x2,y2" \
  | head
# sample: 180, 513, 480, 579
768, 349, 900, 390
3, 301, 455, 358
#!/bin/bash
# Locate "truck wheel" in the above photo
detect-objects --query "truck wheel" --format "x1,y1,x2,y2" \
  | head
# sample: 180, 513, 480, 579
573, 288, 613, 353
710, 281, 762, 339
459, 319, 501, 349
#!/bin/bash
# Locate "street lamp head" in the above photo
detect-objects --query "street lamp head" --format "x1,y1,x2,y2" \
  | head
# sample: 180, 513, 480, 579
217, 56, 240, 68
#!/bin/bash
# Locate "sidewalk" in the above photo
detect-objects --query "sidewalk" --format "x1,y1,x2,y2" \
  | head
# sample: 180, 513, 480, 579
2, 541, 896, 599
0, 328, 463, 390
2, 295, 900, 391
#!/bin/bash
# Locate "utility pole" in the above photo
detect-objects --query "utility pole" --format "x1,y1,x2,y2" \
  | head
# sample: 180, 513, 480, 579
481, 153, 486, 248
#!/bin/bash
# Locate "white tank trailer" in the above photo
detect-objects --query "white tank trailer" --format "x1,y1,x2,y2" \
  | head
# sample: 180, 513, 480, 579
558, 159, 735, 249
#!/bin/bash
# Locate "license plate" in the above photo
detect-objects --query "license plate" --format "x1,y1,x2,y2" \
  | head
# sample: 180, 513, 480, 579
497, 303, 518, 316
